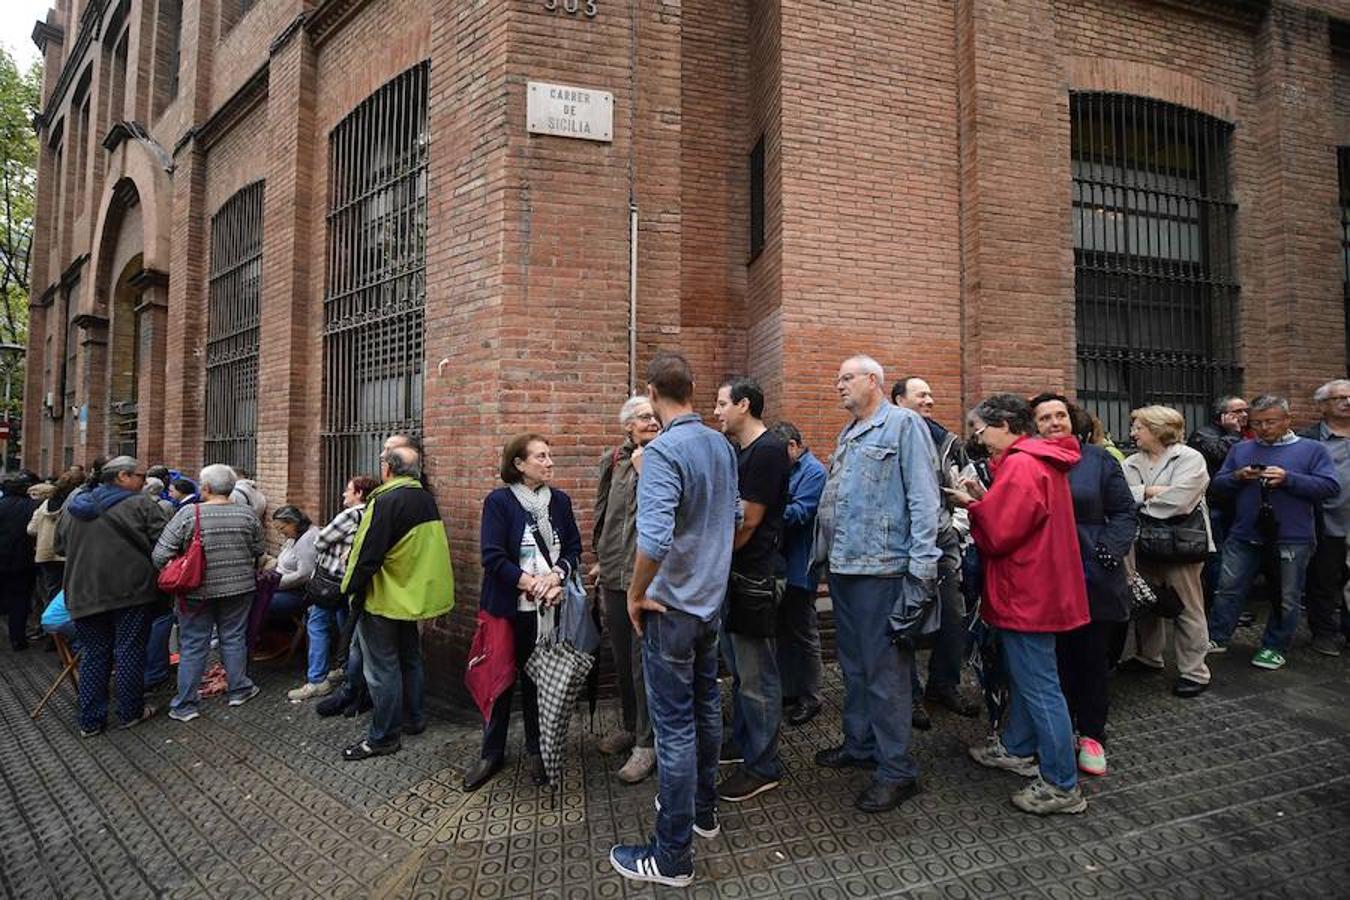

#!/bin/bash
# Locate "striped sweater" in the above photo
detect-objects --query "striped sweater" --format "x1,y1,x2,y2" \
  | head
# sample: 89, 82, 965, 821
153, 502, 265, 600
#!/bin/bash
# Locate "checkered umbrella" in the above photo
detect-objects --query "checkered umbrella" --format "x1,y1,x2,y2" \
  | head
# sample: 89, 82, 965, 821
524, 607, 596, 788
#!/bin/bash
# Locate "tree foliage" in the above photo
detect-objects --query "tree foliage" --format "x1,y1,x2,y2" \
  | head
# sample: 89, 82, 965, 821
0, 46, 41, 419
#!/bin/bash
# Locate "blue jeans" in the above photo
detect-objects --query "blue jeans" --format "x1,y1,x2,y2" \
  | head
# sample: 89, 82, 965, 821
642, 607, 721, 870
74, 604, 152, 731
172, 593, 256, 714
999, 630, 1077, 791
267, 589, 306, 620
720, 628, 784, 780
358, 613, 425, 746
828, 574, 918, 785
144, 612, 174, 687
305, 606, 347, 684
1208, 538, 1312, 652
776, 584, 823, 706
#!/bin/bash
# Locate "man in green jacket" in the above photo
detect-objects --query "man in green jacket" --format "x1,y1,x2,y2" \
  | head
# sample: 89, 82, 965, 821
340, 445, 454, 760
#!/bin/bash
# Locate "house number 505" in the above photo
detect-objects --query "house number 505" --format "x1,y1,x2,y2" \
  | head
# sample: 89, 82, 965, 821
543, 0, 598, 17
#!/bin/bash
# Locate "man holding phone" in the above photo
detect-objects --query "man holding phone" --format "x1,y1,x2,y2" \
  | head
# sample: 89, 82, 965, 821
1206, 395, 1340, 669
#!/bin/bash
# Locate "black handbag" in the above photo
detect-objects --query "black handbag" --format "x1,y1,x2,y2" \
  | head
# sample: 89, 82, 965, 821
1136, 507, 1209, 564
725, 571, 780, 638
305, 567, 346, 611
1127, 573, 1184, 619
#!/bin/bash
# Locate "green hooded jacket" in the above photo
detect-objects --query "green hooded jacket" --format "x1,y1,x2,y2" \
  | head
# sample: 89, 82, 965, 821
342, 476, 454, 620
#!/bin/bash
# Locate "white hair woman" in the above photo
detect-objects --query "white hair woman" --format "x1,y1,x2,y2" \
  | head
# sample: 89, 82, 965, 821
152, 463, 266, 721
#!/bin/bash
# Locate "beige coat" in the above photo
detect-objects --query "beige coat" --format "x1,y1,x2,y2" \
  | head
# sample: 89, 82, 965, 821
1122, 442, 1215, 552
26, 499, 64, 564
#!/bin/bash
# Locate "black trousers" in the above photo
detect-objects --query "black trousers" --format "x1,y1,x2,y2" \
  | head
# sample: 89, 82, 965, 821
1305, 533, 1348, 637
1055, 619, 1117, 744
1, 568, 36, 648
480, 610, 541, 761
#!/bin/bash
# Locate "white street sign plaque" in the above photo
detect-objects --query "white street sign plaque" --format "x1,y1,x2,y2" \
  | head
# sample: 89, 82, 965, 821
527, 81, 613, 142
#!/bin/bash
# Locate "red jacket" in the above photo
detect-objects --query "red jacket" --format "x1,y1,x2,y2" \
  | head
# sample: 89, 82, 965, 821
969, 435, 1090, 633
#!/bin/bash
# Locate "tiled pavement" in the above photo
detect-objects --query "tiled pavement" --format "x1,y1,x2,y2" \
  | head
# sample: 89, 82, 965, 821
1, 621, 1348, 900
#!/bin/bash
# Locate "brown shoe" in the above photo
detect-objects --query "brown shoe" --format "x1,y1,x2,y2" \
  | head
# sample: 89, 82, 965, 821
598, 729, 636, 755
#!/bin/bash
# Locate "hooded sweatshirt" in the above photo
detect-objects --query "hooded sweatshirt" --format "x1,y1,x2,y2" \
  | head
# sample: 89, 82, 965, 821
56, 485, 169, 618
968, 434, 1090, 633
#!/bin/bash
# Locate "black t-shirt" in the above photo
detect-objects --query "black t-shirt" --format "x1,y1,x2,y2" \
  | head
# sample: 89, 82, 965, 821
731, 430, 791, 578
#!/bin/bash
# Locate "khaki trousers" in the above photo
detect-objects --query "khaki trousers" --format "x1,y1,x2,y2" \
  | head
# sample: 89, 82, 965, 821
1133, 559, 1210, 684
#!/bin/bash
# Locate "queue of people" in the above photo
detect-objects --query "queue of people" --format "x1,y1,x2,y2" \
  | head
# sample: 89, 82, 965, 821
5, 355, 1348, 892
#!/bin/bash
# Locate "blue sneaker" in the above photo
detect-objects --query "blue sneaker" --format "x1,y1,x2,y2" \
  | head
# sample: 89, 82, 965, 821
654, 795, 720, 838
608, 842, 694, 887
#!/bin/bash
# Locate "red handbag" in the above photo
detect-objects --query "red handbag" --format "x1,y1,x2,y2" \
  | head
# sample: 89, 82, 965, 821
464, 610, 516, 721
158, 505, 206, 598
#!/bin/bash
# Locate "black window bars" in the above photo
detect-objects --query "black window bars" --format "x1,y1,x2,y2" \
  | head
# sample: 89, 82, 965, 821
1339, 146, 1349, 376
321, 62, 428, 517
204, 180, 263, 474
1071, 92, 1241, 443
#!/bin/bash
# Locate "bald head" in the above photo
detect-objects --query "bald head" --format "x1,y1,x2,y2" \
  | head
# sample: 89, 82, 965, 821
381, 445, 421, 481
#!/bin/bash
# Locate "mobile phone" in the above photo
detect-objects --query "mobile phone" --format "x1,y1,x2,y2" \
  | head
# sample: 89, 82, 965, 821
1250, 464, 1268, 471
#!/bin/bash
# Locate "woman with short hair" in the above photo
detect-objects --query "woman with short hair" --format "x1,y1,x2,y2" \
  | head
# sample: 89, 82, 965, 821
1121, 405, 1213, 698
153, 464, 266, 721
463, 433, 583, 792
947, 394, 1090, 816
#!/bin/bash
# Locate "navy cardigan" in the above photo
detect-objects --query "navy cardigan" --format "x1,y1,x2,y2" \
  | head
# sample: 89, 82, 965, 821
479, 486, 583, 618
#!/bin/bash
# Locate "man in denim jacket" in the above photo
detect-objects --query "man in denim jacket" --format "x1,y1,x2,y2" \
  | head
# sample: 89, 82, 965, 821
812, 354, 941, 813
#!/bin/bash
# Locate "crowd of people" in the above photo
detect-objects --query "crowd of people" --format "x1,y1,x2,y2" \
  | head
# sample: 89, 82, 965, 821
1, 354, 1347, 890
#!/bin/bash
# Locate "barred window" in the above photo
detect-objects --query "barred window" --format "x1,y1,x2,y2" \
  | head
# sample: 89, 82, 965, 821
205, 181, 263, 473
321, 63, 428, 516
1072, 93, 1240, 441
1339, 147, 1349, 375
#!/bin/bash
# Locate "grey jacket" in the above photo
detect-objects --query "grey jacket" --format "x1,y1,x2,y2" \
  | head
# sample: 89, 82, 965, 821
56, 489, 169, 618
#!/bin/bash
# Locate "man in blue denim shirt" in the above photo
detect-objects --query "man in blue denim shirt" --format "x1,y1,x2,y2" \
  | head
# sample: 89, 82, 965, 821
609, 352, 739, 888
812, 354, 941, 813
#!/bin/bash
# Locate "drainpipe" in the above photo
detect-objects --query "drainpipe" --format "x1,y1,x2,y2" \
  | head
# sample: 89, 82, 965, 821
629, 199, 638, 392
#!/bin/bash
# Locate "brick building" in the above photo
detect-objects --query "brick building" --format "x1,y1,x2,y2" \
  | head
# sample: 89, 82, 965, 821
22, 0, 1350, 680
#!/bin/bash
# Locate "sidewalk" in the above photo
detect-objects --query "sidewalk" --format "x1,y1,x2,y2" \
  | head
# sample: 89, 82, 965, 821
0, 621, 1347, 899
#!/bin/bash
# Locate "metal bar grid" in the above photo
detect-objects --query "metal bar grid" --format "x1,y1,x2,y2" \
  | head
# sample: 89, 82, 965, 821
320, 63, 428, 518
1339, 147, 1349, 376
204, 180, 264, 474
1070, 92, 1241, 443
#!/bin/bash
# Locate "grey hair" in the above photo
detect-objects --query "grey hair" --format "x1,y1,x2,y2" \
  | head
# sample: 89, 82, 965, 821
383, 446, 422, 479
843, 355, 885, 384
100, 456, 141, 482
198, 464, 238, 497
1249, 394, 1290, 415
1313, 380, 1350, 403
618, 394, 650, 425
1212, 395, 1246, 419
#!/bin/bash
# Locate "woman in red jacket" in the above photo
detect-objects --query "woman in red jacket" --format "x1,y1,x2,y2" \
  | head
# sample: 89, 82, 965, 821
947, 394, 1090, 816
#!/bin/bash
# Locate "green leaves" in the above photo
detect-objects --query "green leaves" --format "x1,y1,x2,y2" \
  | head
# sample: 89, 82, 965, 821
0, 45, 41, 416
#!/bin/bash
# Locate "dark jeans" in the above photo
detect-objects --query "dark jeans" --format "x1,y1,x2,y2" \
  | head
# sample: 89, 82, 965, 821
359, 613, 425, 747
1054, 620, 1114, 743
721, 627, 784, 780
266, 589, 307, 621
1209, 539, 1312, 652
776, 583, 823, 706
912, 548, 965, 697
1305, 532, 1349, 638
642, 607, 721, 870
144, 612, 174, 687
481, 610, 540, 759
1, 567, 35, 648
600, 585, 652, 746
38, 561, 64, 603
74, 603, 152, 732
1201, 506, 1228, 608
829, 574, 918, 785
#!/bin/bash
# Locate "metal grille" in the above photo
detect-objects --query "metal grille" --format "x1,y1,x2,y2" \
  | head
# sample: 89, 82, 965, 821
205, 181, 263, 472
1071, 92, 1240, 443
321, 63, 428, 517
1339, 147, 1349, 375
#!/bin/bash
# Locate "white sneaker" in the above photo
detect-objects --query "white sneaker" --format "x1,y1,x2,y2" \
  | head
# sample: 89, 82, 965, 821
968, 736, 1039, 777
326, 668, 346, 684
287, 681, 334, 702
1205, 640, 1228, 655
618, 746, 657, 784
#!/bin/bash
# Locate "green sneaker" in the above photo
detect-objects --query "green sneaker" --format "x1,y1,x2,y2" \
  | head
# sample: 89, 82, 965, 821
1250, 648, 1286, 670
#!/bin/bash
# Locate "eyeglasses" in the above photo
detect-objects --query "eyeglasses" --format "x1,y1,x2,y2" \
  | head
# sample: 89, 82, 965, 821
835, 373, 861, 386
632, 413, 658, 422
971, 425, 988, 439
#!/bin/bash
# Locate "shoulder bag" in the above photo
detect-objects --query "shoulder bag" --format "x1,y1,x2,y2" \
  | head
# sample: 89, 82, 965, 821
1136, 507, 1208, 564
158, 504, 206, 596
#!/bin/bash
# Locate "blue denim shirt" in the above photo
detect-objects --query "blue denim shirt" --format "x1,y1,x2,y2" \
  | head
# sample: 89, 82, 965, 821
782, 450, 827, 590
816, 403, 942, 579
636, 412, 740, 621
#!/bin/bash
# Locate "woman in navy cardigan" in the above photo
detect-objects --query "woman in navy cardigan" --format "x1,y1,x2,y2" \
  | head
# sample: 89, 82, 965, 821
464, 433, 582, 793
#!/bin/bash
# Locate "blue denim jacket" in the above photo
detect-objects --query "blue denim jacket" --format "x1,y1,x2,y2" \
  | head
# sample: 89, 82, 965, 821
782, 450, 826, 590
636, 413, 740, 621
816, 403, 942, 579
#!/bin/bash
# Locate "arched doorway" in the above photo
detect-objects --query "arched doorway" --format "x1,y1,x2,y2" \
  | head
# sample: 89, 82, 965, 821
107, 253, 143, 456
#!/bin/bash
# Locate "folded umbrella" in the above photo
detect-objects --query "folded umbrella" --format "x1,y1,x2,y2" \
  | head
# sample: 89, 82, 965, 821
465, 610, 516, 722
525, 589, 597, 788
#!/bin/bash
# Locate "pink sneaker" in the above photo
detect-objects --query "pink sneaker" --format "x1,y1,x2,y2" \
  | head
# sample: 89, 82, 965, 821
1077, 737, 1106, 776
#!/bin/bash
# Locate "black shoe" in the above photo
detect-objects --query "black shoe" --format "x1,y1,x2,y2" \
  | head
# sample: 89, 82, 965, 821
925, 685, 980, 718
912, 702, 932, 731
463, 755, 504, 791
855, 779, 920, 813
787, 699, 822, 727
717, 765, 781, 802
342, 738, 401, 761
1118, 657, 1165, 675
1172, 678, 1209, 698
10, 640, 28, 652
814, 746, 877, 770
527, 753, 549, 786
316, 692, 351, 718
403, 719, 427, 736
719, 739, 744, 765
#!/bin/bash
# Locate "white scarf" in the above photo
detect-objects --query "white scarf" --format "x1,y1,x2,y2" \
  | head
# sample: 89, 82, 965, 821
510, 483, 559, 564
